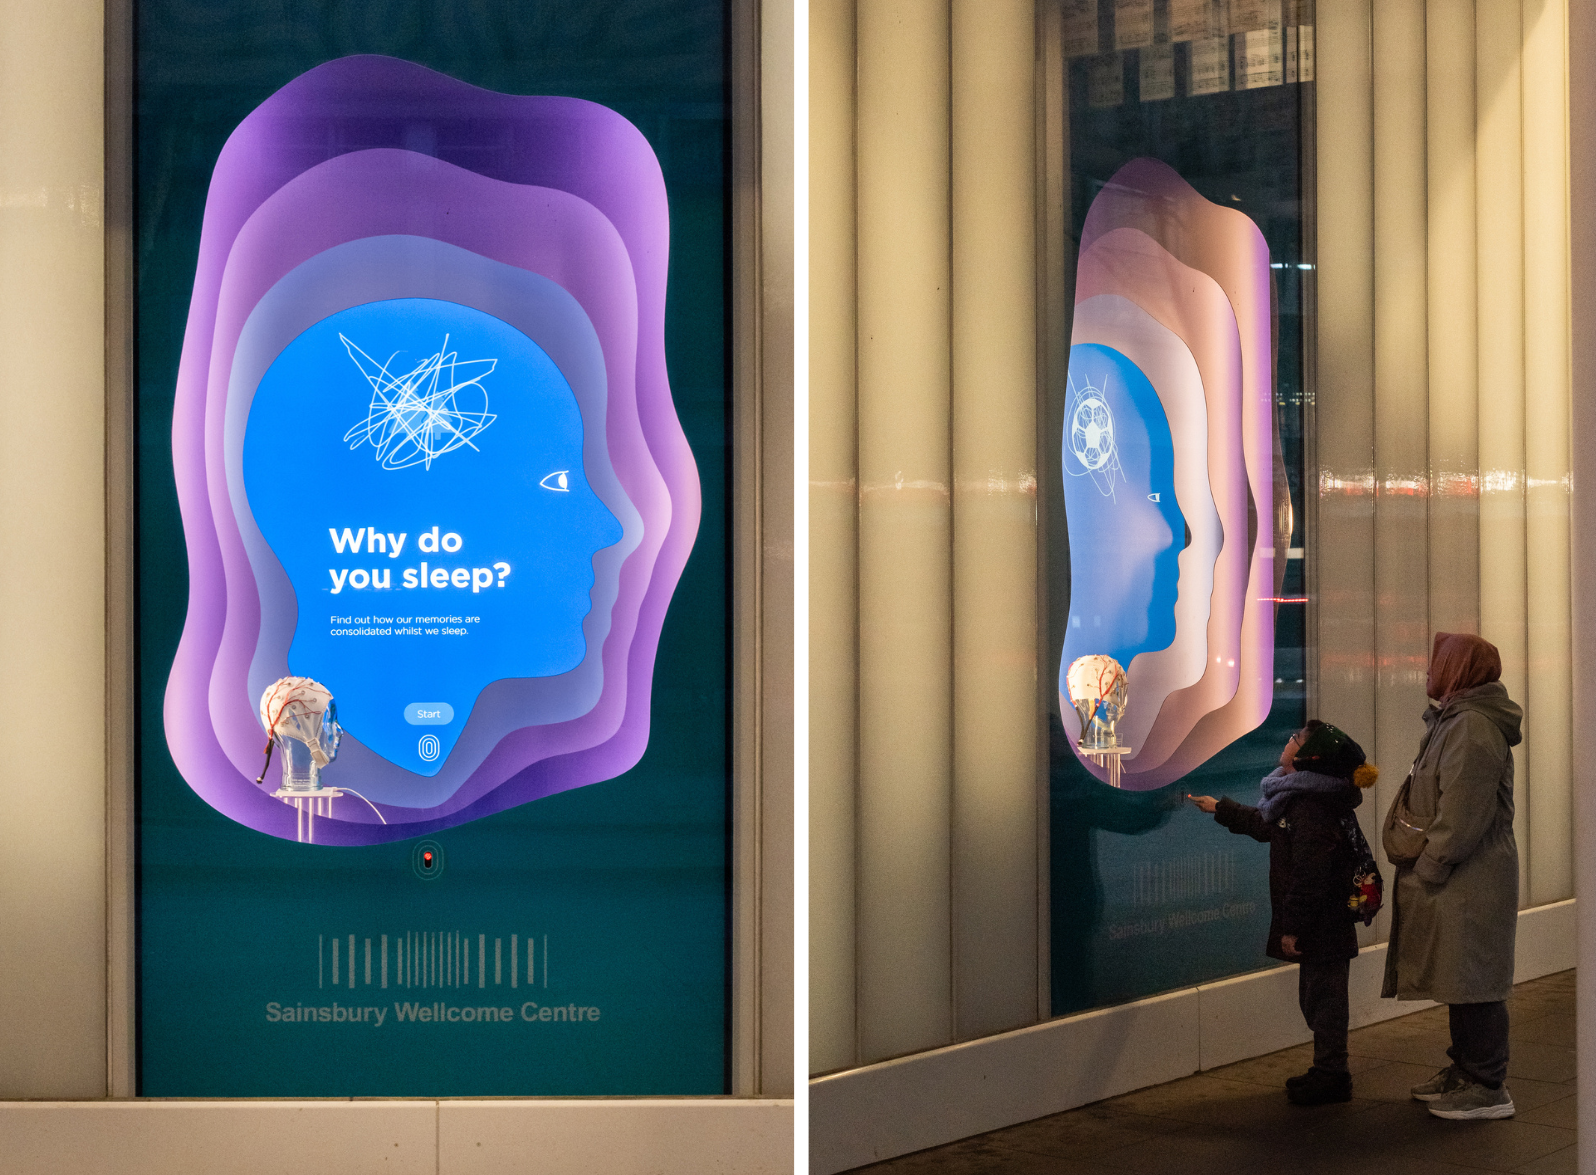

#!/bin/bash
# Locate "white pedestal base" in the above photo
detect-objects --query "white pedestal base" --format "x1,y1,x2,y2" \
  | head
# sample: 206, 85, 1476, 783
1080, 744, 1130, 787
272, 788, 343, 843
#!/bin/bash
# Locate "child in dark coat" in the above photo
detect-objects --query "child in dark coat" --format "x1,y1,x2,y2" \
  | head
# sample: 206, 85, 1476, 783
1189, 721, 1378, 1106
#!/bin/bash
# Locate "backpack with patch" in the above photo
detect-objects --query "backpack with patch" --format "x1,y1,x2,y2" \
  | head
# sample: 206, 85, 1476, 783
1339, 812, 1384, 925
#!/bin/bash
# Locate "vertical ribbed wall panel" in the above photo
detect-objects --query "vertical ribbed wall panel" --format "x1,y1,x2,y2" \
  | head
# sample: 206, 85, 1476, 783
1314, 1, 1378, 898
1371, 0, 1432, 852
1563, 6, 1596, 1169
948, 0, 1039, 1044
854, 0, 955, 1064
1320, 0, 1573, 935
808, 0, 860, 1075
0, 0, 108, 1098
1425, 0, 1481, 640
1476, 0, 1532, 899
1520, 0, 1574, 907
1316, 0, 1381, 937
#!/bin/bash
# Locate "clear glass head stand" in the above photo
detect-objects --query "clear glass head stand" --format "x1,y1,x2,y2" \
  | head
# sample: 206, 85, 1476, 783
259, 677, 343, 841
1066, 654, 1130, 787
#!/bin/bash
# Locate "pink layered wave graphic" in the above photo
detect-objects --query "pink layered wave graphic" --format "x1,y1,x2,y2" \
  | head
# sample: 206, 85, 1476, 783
1062, 159, 1281, 789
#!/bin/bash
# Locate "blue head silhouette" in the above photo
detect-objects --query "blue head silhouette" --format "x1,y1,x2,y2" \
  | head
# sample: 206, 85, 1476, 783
243, 297, 623, 775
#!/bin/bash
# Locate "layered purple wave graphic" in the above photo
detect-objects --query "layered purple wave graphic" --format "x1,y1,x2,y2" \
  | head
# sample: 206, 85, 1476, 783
164, 56, 700, 843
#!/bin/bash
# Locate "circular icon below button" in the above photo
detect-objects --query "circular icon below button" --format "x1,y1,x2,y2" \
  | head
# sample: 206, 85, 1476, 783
418, 733, 442, 762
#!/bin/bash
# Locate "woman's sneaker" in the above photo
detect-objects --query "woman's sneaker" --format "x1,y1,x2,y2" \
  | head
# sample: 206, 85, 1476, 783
1411, 1064, 1468, 1102
1426, 1081, 1515, 1120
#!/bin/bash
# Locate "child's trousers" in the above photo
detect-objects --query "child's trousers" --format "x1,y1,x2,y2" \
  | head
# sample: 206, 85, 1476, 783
1298, 956, 1351, 1074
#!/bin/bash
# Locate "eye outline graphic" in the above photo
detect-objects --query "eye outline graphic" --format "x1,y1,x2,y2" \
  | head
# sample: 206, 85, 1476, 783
539, 470, 570, 492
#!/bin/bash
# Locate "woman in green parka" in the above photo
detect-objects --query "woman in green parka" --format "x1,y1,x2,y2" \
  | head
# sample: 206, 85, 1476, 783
1385, 632, 1522, 1122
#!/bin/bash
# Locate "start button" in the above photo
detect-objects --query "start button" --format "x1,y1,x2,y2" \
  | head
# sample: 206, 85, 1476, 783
404, 702, 455, 725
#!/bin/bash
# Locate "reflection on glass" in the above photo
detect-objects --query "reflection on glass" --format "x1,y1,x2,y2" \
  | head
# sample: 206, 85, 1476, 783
1060, 160, 1283, 790
1051, 1, 1312, 1016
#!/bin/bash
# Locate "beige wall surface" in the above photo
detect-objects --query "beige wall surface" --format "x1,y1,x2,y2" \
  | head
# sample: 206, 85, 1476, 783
1519, 0, 1573, 909
854, 0, 957, 1065
0, 0, 109, 1099
810, 0, 1040, 1075
1317, 0, 1573, 916
807, 0, 861, 1076
1313, 0, 1378, 940
1564, 0, 1596, 1163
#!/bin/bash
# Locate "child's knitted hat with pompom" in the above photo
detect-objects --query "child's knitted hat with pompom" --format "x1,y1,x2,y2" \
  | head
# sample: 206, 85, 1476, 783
1293, 721, 1379, 788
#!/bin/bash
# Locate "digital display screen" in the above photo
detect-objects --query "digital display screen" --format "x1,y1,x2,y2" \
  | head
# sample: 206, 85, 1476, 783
137, 7, 731, 1097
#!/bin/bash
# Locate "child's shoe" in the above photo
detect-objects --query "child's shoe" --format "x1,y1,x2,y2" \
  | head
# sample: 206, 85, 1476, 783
1426, 1081, 1515, 1120
1286, 1067, 1352, 1105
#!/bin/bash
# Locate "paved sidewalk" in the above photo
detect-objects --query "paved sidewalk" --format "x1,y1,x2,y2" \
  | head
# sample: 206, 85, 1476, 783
850, 970, 1576, 1175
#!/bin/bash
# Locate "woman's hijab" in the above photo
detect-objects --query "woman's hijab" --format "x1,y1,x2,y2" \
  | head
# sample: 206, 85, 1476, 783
1427, 632, 1503, 703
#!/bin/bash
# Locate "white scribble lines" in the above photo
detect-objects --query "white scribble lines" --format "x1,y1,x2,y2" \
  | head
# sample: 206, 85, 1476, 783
1066, 372, 1124, 500
340, 334, 498, 471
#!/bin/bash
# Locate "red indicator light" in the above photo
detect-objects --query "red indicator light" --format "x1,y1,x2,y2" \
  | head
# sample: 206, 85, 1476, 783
423, 852, 434, 868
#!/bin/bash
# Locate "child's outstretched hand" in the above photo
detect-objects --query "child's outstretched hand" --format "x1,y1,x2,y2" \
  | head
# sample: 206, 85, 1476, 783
1188, 794, 1219, 814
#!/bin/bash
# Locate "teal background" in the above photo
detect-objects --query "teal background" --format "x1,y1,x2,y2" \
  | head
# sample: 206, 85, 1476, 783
137, 1, 732, 1094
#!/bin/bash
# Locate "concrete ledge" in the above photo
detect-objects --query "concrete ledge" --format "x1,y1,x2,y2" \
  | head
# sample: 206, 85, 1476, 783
438, 1099, 794, 1175
811, 899, 1574, 1174
810, 988, 1197, 1174
1194, 961, 1302, 1070
1514, 898, 1577, 983
0, 1098, 793, 1175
